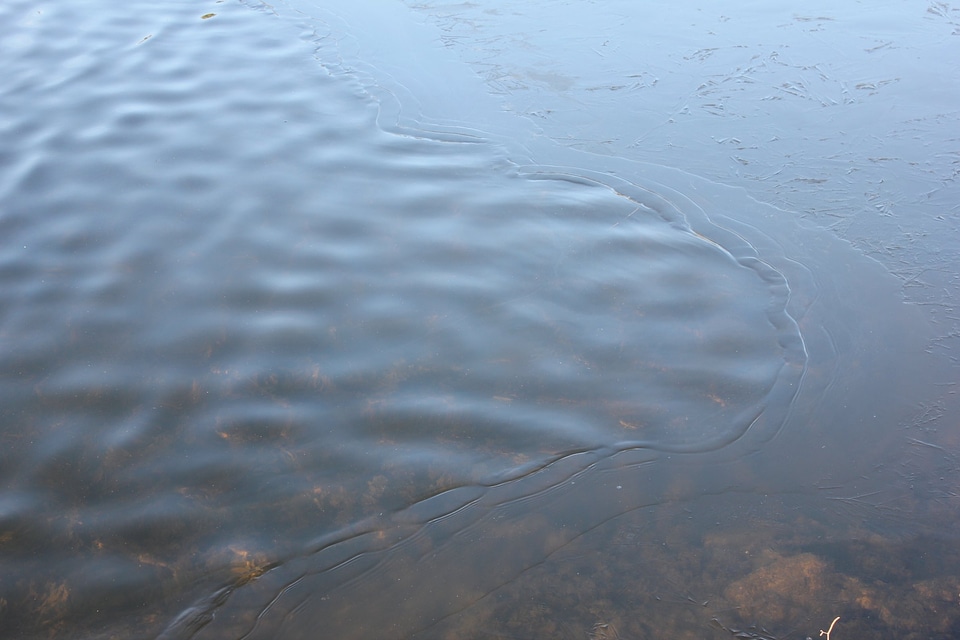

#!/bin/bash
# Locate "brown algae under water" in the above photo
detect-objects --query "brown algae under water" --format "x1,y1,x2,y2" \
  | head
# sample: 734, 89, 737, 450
2, 1, 959, 639
165, 10, 959, 640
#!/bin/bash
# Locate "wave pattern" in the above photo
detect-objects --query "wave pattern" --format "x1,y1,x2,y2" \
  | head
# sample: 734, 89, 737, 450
3, 1, 955, 639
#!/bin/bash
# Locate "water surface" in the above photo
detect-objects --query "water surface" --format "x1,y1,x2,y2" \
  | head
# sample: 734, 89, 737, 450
1, 1, 958, 639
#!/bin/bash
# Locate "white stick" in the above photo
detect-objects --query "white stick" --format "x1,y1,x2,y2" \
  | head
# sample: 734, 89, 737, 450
819, 616, 840, 640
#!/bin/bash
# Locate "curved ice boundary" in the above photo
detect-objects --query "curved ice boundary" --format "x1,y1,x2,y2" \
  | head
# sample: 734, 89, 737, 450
159, 1, 821, 637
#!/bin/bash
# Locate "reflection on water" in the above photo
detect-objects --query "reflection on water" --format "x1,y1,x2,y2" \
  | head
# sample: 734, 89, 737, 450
1, 1, 958, 639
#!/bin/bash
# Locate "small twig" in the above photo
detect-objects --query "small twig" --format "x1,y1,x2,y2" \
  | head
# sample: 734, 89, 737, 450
611, 205, 643, 228
819, 616, 840, 640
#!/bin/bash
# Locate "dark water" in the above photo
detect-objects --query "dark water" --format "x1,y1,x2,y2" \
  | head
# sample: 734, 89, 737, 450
1, 1, 958, 639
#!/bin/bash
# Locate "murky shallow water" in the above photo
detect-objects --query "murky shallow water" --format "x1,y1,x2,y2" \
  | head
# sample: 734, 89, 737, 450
1, 1, 958, 639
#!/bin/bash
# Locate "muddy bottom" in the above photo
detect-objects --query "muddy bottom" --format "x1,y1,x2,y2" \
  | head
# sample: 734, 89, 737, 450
419, 493, 960, 640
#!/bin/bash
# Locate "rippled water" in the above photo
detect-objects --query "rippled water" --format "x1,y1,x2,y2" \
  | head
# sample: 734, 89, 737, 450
2, 1, 958, 639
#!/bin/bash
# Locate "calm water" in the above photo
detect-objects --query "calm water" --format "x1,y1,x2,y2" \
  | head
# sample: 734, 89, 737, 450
1, 1, 958, 639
